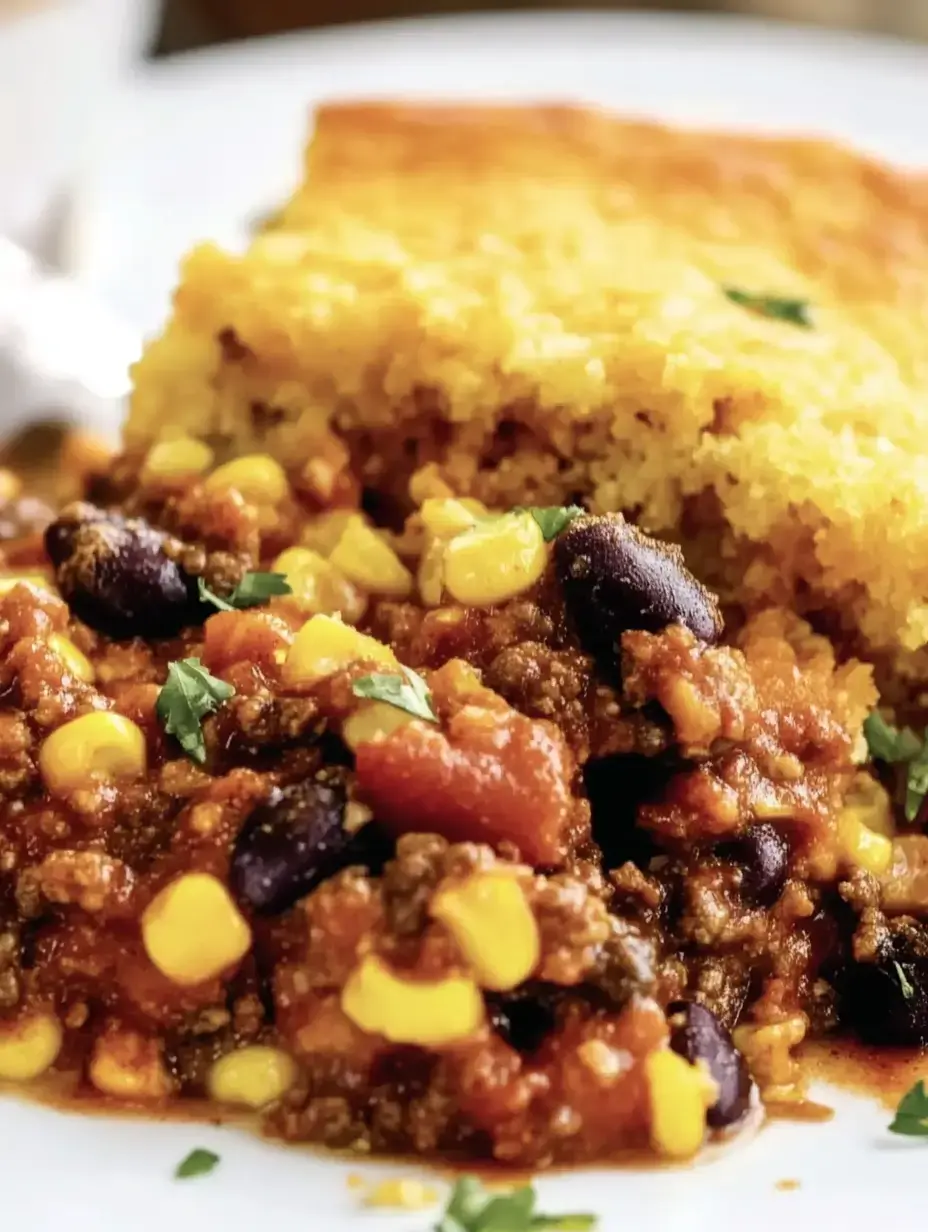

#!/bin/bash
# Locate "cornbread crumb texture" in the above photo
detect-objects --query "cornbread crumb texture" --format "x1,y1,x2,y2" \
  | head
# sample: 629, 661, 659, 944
127, 102, 928, 678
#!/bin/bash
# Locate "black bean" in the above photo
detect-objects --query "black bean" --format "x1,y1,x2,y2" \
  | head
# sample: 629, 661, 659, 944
230, 777, 392, 915
487, 984, 561, 1054
43, 501, 104, 561
669, 1001, 753, 1129
340, 816, 396, 878
841, 928, 928, 1047
715, 823, 790, 907
555, 514, 723, 670
45, 503, 199, 639
584, 753, 673, 870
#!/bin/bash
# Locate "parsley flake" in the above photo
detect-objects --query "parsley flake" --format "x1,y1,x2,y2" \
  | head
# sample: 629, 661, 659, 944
864, 712, 922, 764
864, 710, 928, 822
435, 1176, 596, 1232
893, 961, 915, 1001
174, 1148, 220, 1180
198, 571, 292, 612
352, 666, 438, 724
890, 1080, 928, 1137
905, 745, 928, 825
519, 506, 584, 542
723, 287, 813, 329
156, 657, 235, 765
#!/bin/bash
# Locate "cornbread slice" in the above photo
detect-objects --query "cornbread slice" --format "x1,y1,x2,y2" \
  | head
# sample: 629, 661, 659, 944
127, 103, 928, 678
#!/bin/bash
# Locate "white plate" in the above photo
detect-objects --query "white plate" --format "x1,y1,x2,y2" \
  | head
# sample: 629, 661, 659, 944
25, 10, 928, 1229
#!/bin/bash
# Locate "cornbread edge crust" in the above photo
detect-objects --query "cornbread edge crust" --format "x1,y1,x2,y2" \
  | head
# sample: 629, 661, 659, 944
127, 102, 928, 680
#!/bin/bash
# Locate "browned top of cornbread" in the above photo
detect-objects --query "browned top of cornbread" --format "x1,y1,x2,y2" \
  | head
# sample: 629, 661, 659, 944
295, 102, 928, 287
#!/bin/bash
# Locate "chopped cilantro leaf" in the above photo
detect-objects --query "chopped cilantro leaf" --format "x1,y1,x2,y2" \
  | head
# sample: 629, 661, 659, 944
521, 506, 584, 542
155, 657, 235, 764
435, 1176, 596, 1232
197, 578, 234, 612
230, 571, 292, 606
890, 1080, 928, 1137
352, 667, 438, 724
532, 1221, 599, 1230
864, 712, 922, 764
864, 710, 928, 823
723, 287, 813, 329
906, 744, 928, 824
198, 571, 292, 612
175, 1148, 220, 1180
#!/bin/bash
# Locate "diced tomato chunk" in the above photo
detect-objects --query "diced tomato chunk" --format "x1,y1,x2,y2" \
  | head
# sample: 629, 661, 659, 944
355, 703, 575, 864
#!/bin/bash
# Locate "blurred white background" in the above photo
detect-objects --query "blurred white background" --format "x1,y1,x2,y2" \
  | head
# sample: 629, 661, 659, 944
0, 0, 156, 248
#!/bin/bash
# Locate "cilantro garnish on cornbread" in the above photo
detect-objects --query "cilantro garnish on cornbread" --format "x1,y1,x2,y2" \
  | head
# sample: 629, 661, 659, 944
722, 286, 813, 328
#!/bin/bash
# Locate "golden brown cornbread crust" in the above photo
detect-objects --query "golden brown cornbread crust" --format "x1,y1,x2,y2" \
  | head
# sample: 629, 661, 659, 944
128, 102, 928, 685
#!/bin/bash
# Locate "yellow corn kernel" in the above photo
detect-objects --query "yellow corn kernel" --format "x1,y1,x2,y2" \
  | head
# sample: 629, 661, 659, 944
343, 700, 413, 751
329, 515, 413, 598
344, 800, 374, 833
142, 437, 214, 485
207, 1045, 297, 1109
645, 1049, 714, 1160
0, 469, 21, 504
420, 498, 484, 539
734, 1014, 806, 1101
0, 572, 56, 598
431, 870, 540, 992
838, 810, 894, 876
273, 546, 366, 623
39, 712, 147, 796
141, 872, 252, 986
363, 1179, 440, 1211
283, 614, 397, 686
417, 539, 445, 607
443, 511, 547, 607
0, 1013, 62, 1080
843, 773, 895, 838
89, 1030, 170, 1100
47, 633, 95, 683
577, 1038, 625, 1081
300, 509, 356, 557
341, 955, 484, 1046
408, 463, 454, 505
205, 454, 289, 505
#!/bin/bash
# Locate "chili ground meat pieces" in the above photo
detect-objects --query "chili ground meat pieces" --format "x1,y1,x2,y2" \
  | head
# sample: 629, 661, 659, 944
0, 440, 904, 1167
265, 836, 680, 1162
